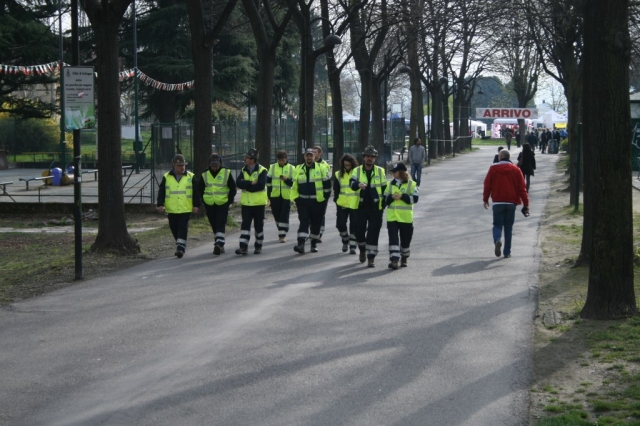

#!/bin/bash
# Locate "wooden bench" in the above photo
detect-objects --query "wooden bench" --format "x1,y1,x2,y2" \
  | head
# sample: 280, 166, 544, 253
122, 165, 133, 176
82, 169, 99, 180
19, 176, 52, 190
0, 181, 15, 201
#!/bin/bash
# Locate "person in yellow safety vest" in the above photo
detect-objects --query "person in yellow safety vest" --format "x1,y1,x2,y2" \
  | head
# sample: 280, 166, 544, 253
384, 162, 419, 270
197, 153, 237, 256
266, 150, 294, 243
235, 148, 268, 255
313, 145, 331, 242
156, 154, 200, 258
333, 153, 359, 254
290, 148, 332, 254
349, 145, 387, 267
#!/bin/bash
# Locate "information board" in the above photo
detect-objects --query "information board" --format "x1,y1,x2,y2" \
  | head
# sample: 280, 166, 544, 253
64, 66, 95, 130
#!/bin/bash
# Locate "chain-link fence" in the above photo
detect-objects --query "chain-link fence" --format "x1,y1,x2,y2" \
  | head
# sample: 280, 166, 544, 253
1, 115, 412, 169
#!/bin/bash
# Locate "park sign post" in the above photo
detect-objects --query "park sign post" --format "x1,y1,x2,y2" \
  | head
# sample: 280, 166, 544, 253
475, 108, 539, 119
63, 66, 95, 130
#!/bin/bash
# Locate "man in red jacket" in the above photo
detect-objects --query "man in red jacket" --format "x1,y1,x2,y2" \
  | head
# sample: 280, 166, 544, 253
483, 149, 530, 258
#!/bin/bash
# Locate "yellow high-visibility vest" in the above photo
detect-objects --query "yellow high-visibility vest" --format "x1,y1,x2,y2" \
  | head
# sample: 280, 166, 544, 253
335, 170, 359, 209
290, 163, 328, 202
385, 180, 415, 223
240, 165, 268, 206
267, 163, 295, 199
354, 165, 386, 209
164, 171, 194, 213
202, 168, 230, 206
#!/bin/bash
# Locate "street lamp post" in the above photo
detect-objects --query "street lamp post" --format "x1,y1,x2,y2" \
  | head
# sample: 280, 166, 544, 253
132, 0, 142, 174
384, 52, 389, 167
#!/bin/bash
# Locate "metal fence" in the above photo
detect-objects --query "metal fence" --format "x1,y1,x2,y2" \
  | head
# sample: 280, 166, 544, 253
2, 115, 414, 172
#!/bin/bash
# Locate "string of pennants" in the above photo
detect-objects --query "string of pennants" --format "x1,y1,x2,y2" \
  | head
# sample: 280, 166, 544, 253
2, 60, 299, 118
279, 88, 297, 120
281, 98, 297, 120
0, 61, 194, 92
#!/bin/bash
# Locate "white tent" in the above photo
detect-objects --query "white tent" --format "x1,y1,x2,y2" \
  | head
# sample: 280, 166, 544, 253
470, 120, 487, 133
343, 111, 358, 122
541, 110, 567, 128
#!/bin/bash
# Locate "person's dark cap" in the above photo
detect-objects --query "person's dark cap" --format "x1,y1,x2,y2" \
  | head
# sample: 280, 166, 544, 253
244, 148, 258, 159
304, 148, 315, 155
172, 154, 187, 165
362, 145, 378, 157
391, 163, 407, 172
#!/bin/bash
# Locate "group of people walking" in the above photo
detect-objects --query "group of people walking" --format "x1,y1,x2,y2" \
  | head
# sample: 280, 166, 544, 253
156, 144, 419, 270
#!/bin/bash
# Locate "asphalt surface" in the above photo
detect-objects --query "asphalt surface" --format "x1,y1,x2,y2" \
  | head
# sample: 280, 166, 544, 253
0, 147, 559, 426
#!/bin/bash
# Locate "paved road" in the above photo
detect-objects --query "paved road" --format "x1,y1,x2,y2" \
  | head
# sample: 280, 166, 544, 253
0, 147, 558, 426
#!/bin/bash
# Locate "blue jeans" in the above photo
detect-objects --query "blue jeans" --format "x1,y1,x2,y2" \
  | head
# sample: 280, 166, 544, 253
411, 162, 422, 186
492, 203, 516, 256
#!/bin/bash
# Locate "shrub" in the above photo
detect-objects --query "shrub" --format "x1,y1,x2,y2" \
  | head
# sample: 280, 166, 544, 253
0, 116, 60, 153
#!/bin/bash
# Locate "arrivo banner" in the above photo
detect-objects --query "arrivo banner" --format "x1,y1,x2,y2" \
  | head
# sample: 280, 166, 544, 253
475, 108, 539, 119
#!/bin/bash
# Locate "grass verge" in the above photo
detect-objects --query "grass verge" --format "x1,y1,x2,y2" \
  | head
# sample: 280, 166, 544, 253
530, 158, 640, 426
0, 208, 240, 305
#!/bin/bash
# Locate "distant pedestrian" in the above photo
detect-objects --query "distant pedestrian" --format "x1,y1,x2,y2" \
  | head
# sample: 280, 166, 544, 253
156, 154, 200, 258
235, 148, 268, 255
517, 143, 536, 192
493, 146, 504, 164
384, 162, 418, 270
399, 145, 406, 160
408, 138, 426, 187
515, 130, 521, 148
267, 150, 294, 243
505, 128, 513, 150
198, 153, 236, 256
483, 149, 529, 258
526, 131, 538, 151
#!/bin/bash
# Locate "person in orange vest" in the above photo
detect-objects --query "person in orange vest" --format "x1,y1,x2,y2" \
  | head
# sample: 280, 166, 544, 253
156, 154, 200, 258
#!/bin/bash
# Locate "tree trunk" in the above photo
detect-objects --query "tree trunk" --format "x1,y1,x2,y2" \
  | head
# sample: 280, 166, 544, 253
327, 54, 343, 172
297, 44, 316, 156
156, 91, 177, 123
357, 70, 372, 155
255, 50, 276, 166
429, 82, 442, 160
442, 90, 450, 156
91, 20, 139, 253
407, 42, 424, 146
566, 75, 582, 206
580, 0, 636, 319
371, 74, 385, 166
186, 0, 212, 178
459, 94, 469, 150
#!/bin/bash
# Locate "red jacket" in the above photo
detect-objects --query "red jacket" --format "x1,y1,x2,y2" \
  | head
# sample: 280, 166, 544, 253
483, 160, 529, 206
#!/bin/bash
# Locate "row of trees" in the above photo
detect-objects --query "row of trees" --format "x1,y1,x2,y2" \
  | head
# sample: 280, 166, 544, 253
2, 0, 638, 318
